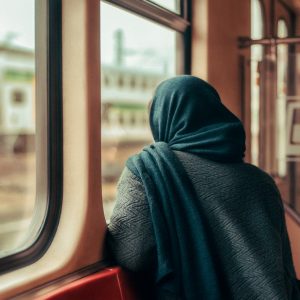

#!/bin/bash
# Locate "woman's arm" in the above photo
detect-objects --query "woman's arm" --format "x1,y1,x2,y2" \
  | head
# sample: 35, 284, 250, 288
107, 167, 156, 272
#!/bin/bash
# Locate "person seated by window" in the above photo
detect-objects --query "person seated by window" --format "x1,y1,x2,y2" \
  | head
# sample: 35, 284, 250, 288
107, 75, 300, 300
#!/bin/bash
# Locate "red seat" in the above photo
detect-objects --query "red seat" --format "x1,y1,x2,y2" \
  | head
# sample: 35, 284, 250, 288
40, 267, 141, 300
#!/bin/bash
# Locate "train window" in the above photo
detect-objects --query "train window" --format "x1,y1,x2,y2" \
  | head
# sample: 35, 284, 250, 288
0, 0, 37, 257
0, 0, 62, 274
250, 0, 264, 166
100, 1, 185, 220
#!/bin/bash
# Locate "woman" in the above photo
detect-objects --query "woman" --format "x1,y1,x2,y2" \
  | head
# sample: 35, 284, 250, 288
107, 75, 300, 299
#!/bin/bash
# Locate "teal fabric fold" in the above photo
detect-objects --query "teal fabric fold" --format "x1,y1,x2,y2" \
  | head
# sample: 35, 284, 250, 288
126, 76, 245, 299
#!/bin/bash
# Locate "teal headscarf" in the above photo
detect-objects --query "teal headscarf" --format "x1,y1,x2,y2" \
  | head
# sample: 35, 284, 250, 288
149, 75, 245, 162
126, 76, 245, 299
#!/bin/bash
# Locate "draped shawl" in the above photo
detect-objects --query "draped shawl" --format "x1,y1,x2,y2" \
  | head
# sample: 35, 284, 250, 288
126, 76, 246, 299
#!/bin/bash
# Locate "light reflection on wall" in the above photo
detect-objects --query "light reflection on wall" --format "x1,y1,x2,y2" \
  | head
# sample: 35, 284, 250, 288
250, 0, 264, 166
276, 19, 288, 177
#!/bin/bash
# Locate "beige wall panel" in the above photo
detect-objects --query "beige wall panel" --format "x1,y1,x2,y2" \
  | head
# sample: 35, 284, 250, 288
192, 0, 251, 117
191, 0, 208, 79
207, 0, 250, 116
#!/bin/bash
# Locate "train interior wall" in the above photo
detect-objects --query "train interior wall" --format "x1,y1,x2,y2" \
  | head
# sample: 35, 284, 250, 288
0, 0, 299, 298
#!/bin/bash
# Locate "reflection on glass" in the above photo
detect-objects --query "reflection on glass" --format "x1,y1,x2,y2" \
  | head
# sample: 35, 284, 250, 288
101, 2, 177, 220
147, 0, 180, 13
0, 0, 35, 255
250, 0, 264, 166
276, 20, 288, 177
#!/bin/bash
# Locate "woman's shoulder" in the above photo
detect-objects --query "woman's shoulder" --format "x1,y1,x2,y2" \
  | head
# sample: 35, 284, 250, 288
174, 150, 277, 181
173, 150, 283, 204
117, 166, 143, 187
240, 162, 282, 193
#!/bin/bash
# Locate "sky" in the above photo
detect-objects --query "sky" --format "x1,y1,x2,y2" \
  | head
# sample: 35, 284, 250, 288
0, 0, 177, 75
0, 0, 35, 49
100, 2, 176, 75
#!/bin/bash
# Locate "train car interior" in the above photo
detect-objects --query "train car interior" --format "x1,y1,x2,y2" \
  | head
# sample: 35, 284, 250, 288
0, 0, 299, 299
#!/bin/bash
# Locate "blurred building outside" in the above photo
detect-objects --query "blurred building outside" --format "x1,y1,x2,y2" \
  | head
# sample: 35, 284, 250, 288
0, 41, 35, 254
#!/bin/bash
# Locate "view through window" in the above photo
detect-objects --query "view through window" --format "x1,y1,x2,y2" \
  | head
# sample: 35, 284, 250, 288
250, 1, 300, 215
0, 0, 36, 256
100, 2, 177, 220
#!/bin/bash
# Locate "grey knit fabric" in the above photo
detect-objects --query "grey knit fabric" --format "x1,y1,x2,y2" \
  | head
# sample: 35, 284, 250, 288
107, 151, 299, 300
107, 167, 156, 272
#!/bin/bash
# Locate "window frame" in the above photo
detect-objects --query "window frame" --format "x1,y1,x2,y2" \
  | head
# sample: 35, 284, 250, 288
0, 0, 63, 274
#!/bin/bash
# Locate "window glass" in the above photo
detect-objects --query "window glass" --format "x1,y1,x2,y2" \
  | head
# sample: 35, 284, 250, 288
101, 2, 177, 220
250, 0, 264, 166
0, 0, 36, 256
146, 0, 180, 14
